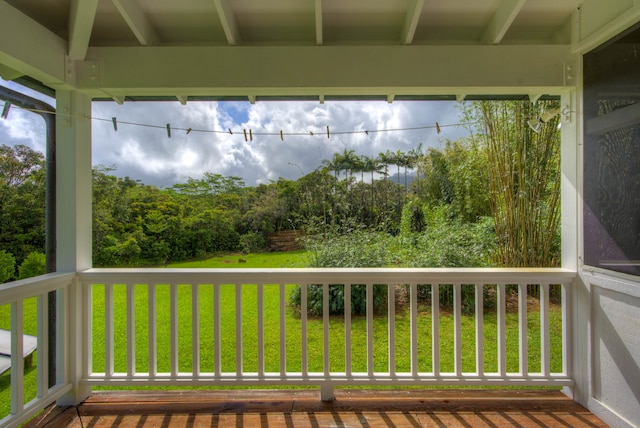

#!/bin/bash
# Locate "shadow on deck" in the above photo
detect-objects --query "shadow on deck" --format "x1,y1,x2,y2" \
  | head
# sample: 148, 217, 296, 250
24, 389, 608, 427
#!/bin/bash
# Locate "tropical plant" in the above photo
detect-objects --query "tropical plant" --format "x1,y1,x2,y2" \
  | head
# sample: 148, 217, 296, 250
479, 100, 561, 267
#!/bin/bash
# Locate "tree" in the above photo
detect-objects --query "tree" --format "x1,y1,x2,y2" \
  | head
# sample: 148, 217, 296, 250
0, 250, 16, 283
0, 144, 45, 187
0, 145, 46, 263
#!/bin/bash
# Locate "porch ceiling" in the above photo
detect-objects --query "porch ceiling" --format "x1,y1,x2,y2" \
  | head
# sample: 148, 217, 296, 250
0, 0, 631, 101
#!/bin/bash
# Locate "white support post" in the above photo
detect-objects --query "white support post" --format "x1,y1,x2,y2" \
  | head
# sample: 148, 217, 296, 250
323, 284, 329, 378
320, 382, 334, 402
475, 285, 484, 376
191, 284, 200, 377
366, 283, 374, 377
345, 284, 352, 376
561, 90, 578, 271
388, 283, 396, 377
170, 283, 178, 377
453, 283, 462, 376
432, 284, 440, 376
127, 284, 136, 377
257, 284, 264, 377
410, 283, 418, 377
560, 86, 586, 402
518, 283, 528, 376
213, 284, 221, 376
279, 283, 286, 377
497, 284, 507, 376
301, 284, 308, 376
56, 90, 92, 406
105, 284, 114, 378
148, 284, 157, 378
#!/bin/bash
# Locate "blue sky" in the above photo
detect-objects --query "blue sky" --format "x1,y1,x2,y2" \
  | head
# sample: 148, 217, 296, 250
2, 79, 471, 187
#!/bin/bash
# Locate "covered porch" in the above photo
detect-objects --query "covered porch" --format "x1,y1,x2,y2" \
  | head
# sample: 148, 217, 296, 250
1, 0, 640, 427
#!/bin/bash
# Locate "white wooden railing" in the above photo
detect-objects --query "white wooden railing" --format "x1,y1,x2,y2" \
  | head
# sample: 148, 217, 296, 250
78, 268, 576, 400
0, 268, 576, 427
0, 273, 75, 428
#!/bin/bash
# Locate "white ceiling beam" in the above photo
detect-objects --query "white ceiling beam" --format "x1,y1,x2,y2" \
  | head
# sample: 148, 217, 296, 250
0, 2, 67, 86
79, 45, 572, 97
69, 0, 98, 60
112, 0, 160, 46
401, 0, 425, 45
315, 0, 323, 45
68, 0, 99, 60
213, 0, 241, 45
481, 0, 527, 45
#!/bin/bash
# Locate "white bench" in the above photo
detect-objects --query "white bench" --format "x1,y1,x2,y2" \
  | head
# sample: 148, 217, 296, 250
0, 329, 37, 375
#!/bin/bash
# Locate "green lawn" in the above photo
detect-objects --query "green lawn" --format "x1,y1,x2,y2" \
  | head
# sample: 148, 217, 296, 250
0, 250, 563, 419
168, 250, 310, 268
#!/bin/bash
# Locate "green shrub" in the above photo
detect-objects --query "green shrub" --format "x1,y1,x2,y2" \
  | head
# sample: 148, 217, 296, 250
0, 250, 16, 283
18, 251, 46, 279
239, 231, 267, 253
290, 284, 387, 317
304, 230, 389, 268
290, 229, 388, 316
403, 283, 496, 315
405, 216, 496, 268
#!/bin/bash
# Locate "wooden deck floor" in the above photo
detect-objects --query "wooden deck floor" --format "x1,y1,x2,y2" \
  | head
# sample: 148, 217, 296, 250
24, 389, 609, 427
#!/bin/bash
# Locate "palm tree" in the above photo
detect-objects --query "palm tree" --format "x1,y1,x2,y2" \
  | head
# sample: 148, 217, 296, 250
340, 148, 358, 181
362, 155, 383, 211
394, 149, 405, 185
378, 151, 391, 180
321, 155, 340, 180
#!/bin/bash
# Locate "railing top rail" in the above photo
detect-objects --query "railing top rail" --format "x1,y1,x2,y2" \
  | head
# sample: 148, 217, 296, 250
79, 267, 576, 285
0, 272, 75, 304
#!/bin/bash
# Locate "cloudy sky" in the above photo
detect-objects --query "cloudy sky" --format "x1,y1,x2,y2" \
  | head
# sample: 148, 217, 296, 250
1, 79, 472, 188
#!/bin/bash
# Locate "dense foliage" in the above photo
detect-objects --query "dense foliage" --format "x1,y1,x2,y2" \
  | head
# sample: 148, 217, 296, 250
0, 101, 561, 292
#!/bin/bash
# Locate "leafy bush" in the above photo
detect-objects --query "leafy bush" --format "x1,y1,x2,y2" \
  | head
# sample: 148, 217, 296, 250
0, 250, 16, 283
403, 283, 496, 315
18, 251, 46, 279
404, 214, 496, 268
290, 284, 387, 317
304, 229, 389, 268
290, 229, 388, 316
239, 231, 267, 253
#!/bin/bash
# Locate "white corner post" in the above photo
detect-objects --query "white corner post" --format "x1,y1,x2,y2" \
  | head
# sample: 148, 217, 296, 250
55, 89, 93, 405
560, 80, 589, 406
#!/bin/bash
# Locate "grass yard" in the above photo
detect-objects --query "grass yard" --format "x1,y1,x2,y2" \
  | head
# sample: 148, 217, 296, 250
0, 250, 564, 419
87, 283, 562, 378
168, 250, 310, 268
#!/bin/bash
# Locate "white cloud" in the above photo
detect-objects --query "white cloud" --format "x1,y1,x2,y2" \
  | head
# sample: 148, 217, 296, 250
2, 79, 471, 187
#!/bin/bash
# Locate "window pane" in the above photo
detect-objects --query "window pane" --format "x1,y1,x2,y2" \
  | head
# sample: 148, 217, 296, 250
583, 24, 640, 276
